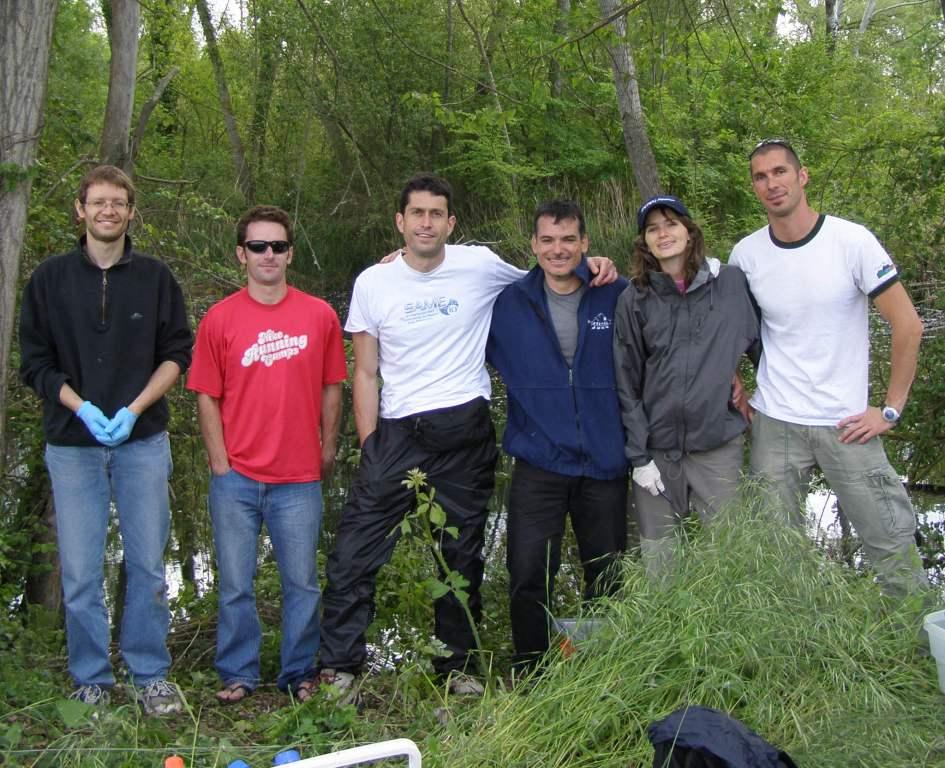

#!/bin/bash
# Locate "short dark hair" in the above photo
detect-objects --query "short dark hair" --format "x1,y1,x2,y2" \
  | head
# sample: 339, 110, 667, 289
398, 173, 453, 215
77, 165, 136, 207
748, 138, 802, 169
630, 206, 706, 288
532, 199, 586, 237
236, 205, 293, 245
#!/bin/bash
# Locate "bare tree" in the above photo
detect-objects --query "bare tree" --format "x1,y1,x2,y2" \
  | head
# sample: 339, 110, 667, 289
0, 0, 59, 467
195, 0, 255, 202
99, 0, 141, 171
598, 0, 661, 199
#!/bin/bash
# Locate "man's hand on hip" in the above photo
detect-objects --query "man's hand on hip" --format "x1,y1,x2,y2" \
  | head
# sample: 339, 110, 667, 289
836, 407, 892, 444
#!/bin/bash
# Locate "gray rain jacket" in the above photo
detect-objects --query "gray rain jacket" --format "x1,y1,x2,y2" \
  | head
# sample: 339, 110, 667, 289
613, 258, 759, 468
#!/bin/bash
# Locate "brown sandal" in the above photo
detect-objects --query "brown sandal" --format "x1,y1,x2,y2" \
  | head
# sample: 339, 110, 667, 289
292, 677, 318, 703
215, 681, 253, 705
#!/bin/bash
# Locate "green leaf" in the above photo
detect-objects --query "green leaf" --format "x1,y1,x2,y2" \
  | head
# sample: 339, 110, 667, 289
429, 504, 447, 528
56, 698, 93, 728
424, 578, 451, 599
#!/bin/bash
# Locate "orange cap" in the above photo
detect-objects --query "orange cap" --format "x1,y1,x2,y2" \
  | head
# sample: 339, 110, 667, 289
165, 757, 185, 768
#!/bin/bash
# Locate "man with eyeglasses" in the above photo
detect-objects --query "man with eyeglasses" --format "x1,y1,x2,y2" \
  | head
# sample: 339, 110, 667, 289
187, 205, 346, 705
19, 165, 192, 714
730, 139, 930, 603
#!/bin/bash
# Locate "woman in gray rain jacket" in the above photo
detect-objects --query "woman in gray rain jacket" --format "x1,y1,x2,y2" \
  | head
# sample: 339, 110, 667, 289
613, 195, 759, 577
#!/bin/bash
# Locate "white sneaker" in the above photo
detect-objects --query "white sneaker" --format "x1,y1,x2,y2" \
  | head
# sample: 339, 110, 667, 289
318, 668, 361, 707
133, 679, 184, 716
70, 684, 110, 708
447, 672, 484, 697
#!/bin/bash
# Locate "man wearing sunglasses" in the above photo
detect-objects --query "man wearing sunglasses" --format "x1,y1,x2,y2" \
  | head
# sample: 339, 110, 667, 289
730, 139, 930, 603
19, 165, 192, 715
188, 205, 346, 705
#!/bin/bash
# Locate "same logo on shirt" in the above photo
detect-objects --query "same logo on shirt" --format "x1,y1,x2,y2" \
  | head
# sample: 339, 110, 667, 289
402, 297, 460, 324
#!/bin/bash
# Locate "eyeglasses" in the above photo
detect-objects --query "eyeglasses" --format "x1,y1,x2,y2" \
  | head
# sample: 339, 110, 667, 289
749, 138, 797, 160
84, 199, 130, 211
243, 240, 291, 254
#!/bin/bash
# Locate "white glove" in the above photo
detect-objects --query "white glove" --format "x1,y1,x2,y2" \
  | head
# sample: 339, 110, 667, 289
632, 460, 665, 497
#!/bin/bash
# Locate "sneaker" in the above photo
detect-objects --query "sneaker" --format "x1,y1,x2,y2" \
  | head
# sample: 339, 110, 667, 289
318, 668, 361, 707
70, 684, 110, 708
132, 679, 184, 716
447, 672, 484, 697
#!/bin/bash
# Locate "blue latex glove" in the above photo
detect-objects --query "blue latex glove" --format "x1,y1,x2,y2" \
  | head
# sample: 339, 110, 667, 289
76, 401, 111, 444
104, 406, 138, 447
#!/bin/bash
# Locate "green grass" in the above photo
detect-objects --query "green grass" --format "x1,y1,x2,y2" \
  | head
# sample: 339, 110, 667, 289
3, 499, 943, 767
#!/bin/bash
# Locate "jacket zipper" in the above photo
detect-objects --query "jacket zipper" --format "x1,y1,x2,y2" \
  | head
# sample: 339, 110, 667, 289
101, 269, 108, 324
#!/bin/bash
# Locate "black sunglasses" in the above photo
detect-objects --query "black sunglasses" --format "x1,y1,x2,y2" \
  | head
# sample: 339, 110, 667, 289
749, 137, 797, 160
243, 240, 291, 254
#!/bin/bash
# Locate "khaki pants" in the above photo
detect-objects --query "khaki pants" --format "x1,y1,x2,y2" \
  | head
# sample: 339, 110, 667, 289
750, 410, 928, 600
635, 435, 744, 579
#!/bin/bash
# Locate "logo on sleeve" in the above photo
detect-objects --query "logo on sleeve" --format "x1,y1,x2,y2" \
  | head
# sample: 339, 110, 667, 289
876, 263, 896, 279
589, 313, 612, 331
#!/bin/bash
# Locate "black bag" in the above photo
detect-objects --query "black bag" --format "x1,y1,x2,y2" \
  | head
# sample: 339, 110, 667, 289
648, 706, 799, 768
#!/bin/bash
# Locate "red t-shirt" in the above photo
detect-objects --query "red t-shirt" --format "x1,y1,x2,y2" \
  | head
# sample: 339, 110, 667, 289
187, 287, 347, 483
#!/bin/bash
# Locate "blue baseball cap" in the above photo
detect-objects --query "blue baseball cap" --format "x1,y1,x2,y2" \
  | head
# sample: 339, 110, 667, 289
637, 195, 691, 233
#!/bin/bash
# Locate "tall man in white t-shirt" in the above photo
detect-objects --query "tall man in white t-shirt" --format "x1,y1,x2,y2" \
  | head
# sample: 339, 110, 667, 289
317, 174, 615, 699
730, 139, 929, 600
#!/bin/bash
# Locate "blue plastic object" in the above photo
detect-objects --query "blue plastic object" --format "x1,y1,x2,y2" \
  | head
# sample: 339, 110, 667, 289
226, 761, 251, 768
273, 750, 302, 765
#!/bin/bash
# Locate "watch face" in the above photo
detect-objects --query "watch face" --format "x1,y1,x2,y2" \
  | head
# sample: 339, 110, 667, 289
882, 406, 900, 423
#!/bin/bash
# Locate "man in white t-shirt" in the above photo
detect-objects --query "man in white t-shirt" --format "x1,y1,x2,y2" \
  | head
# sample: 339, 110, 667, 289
317, 174, 616, 700
730, 139, 929, 601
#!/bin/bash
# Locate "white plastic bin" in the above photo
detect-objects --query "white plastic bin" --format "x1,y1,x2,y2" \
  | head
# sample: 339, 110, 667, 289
923, 609, 945, 695
289, 738, 421, 768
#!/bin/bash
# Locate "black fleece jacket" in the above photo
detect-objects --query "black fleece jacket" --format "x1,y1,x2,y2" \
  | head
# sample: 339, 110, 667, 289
19, 236, 192, 446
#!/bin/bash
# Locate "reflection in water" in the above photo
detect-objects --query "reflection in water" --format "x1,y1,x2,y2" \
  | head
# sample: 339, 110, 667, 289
807, 487, 945, 588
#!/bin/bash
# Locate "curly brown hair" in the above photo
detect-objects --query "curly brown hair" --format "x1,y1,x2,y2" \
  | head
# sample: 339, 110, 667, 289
630, 207, 705, 288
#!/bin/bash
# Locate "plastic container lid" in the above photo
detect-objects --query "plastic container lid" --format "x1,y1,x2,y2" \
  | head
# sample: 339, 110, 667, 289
227, 761, 251, 768
273, 749, 302, 765
164, 758, 185, 768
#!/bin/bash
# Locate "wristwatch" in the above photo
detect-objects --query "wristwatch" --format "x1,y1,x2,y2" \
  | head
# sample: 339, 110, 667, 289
881, 404, 901, 424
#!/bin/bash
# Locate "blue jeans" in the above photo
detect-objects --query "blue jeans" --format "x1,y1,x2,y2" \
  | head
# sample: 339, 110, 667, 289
209, 469, 322, 691
45, 432, 173, 688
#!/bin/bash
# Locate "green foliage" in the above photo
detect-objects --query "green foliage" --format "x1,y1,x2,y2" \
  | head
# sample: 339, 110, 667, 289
433, 503, 944, 768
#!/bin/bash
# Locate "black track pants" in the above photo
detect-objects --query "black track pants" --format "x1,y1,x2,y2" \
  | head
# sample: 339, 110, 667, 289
319, 398, 498, 675
507, 460, 627, 669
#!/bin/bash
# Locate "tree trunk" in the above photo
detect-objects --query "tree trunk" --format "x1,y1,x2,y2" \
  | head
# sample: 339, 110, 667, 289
99, 0, 140, 171
598, 0, 661, 199
250, 7, 280, 184
858, 0, 876, 33
195, 0, 255, 203
24, 492, 62, 613
0, 0, 59, 469
129, 66, 180, 163
549, 0, 571, 99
